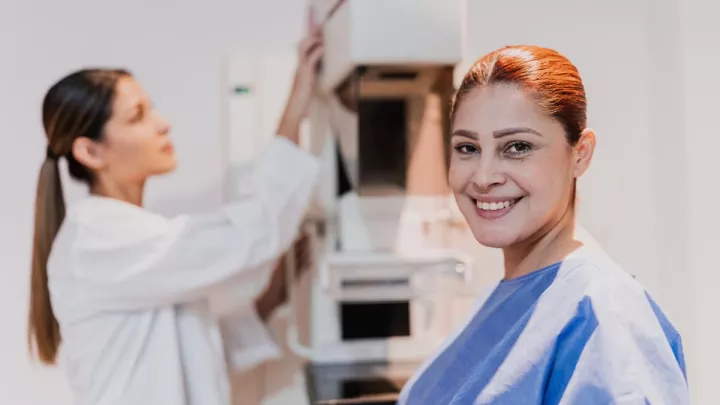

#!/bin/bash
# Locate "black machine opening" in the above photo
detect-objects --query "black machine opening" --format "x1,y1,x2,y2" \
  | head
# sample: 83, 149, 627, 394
342, 379, 403, 400
358, 98, 407, 194
341, 302, 411, 340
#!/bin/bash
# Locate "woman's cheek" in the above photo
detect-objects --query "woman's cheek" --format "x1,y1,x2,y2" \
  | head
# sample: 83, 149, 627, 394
448, 158, 475, 191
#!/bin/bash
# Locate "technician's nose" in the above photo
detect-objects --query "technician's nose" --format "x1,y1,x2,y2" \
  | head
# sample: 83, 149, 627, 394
155, 113, 171, 136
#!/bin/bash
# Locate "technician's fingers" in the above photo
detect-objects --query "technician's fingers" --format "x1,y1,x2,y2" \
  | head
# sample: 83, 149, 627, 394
298, 31, 323, 61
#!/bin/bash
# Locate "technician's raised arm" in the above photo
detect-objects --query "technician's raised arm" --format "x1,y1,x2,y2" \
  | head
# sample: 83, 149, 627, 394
52, 136, 318, 310
49, 31, 325, 311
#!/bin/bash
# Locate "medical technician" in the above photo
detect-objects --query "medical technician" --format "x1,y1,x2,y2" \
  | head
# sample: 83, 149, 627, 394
398, 45, 690, 404
26, 29, 324, 405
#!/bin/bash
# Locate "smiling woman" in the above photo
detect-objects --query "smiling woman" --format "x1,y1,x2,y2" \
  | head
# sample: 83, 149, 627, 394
449, 81, 590, 259
397, 45, 690, 405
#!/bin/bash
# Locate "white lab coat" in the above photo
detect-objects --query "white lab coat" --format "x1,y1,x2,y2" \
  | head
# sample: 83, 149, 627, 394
47, 137, 319, 405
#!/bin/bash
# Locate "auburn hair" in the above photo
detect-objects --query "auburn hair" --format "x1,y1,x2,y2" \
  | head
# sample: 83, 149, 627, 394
452, 45, 587, 146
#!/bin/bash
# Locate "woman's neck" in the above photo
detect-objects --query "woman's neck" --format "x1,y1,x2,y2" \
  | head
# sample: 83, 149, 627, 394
90, 178, 145, 206
502, 207, 582, 280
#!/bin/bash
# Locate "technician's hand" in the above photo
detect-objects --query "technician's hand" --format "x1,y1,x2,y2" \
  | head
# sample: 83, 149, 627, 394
277, 25, 324, 143
254, 232, 314, 322
292, 232, 313, 277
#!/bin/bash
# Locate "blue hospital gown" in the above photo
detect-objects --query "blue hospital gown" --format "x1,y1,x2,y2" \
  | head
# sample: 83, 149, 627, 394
398, 247, 689, 405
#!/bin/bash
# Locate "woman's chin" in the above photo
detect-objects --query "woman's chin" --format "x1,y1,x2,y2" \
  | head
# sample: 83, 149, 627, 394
163, 164, 178, 175
476, 239, 513, 249
470, 228, 519, 249
152, 160, 178, 176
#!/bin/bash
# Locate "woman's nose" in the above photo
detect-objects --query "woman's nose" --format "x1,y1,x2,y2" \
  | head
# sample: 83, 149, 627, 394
470, 157, 506, 193
155, 114, 171, 136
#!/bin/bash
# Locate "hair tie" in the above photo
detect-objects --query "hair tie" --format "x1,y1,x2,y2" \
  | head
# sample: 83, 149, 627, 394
46, 146, 59, 161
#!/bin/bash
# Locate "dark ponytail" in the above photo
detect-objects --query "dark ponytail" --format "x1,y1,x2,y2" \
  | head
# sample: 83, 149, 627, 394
28, 68, 130, 365
28, 155, 65, 364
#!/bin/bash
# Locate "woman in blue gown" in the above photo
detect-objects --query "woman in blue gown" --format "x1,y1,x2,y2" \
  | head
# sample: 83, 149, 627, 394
397, 45, 689, 404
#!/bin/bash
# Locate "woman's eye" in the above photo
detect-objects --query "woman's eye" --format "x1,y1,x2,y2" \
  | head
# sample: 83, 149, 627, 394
129, 105, 147, 123
454, 144, 479, 155
505, 141, 533, 157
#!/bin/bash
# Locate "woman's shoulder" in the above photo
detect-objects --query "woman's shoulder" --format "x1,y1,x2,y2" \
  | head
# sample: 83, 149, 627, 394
556, 246, 676, 333
553, 246, 687, 380
557, 245, 641, 294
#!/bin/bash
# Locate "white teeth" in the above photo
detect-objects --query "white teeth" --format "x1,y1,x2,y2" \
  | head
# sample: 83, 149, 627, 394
476, 199, 515, 211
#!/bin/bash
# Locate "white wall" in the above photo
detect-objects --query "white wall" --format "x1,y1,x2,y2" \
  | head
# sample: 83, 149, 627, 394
2, 0, 716, 404
676, 0, 720, 402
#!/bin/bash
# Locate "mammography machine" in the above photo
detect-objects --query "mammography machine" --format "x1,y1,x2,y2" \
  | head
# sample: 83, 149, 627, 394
224, 1, 481, 403
298, 1, 477, 403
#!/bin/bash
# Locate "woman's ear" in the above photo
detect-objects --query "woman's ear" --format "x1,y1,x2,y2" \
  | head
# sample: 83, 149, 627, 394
72, 137, 106, 171
573, 128, 596, 178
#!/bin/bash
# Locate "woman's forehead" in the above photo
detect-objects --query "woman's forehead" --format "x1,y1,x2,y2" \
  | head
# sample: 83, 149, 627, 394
112, 78, 147, 112
453, 85, 562, 137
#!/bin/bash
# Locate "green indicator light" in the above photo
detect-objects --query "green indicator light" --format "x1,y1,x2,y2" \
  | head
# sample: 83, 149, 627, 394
233, 86, 252, 95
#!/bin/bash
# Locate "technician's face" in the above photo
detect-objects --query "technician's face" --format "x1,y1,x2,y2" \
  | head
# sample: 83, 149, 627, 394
98, 77, 176, 183
449, 84, 592, 249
